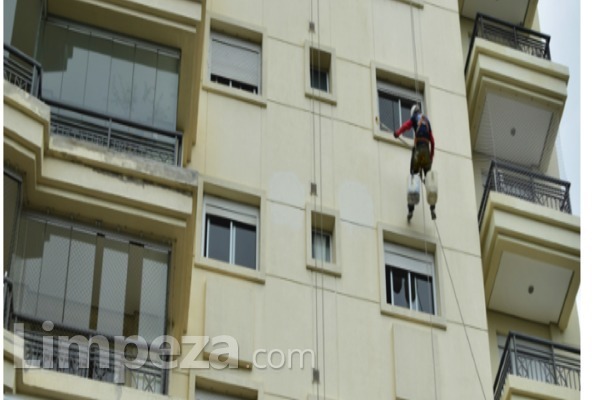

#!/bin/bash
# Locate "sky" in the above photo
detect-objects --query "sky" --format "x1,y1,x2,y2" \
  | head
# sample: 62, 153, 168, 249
537, 1, 580, 216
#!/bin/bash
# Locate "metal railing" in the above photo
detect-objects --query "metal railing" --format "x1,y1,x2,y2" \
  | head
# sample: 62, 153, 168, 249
3, 43, 42, 96
3, 280, 169, 394
465, 13, 551, 75
44, 98, 183, 166
3, 45, 182, 166
494, 332, 580, 400
478, 160, 571, 229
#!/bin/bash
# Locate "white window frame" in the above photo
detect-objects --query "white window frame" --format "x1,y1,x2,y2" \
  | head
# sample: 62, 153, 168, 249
377, 80, 425, 138
202, 195, 260, 270
305, 205, 341, 276
384, 242, 436, 315
304, 42, 337, 105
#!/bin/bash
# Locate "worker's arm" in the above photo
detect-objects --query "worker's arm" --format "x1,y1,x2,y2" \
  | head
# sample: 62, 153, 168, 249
429, 130, 435, 159
394, 120, 412, 138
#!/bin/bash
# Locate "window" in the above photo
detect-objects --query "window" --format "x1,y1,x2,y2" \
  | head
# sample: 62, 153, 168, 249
377, 80, 424, 138
9, 213, 170, 339
196, 388, 249, 400
312, 230, 332, 263
210, 31, 261, 95
305, 43, 336, 104
39, 18, 180, 131
384, 242, 435, 315
4, 170, 22, 275
309, 47, 331, 92
306, 207, 340, 276
203, 195, 259, 270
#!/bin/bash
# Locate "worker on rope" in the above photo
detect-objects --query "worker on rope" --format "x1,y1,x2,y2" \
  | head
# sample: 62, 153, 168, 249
394, 104, 437, 221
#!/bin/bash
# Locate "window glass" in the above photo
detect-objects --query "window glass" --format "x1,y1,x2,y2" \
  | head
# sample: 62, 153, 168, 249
40, 22, 67, 99
4, 173, 21, 275
389, 267, 410, 309
138, 247, 169, 340
413, 273, 434, 314
131, 46, 158, 126
84, 33, 112, 113
154, 52, 179, 129
312, 230, 331, 263
63, 229, 96, 328
15, 218, 45, 317
378, 92, 400, 134
97, 238, 128, 336
37, 223, 71, 322
206, 215, 231, 263
234, 221, 257, 269
108, 39, 135, 120
60, 27, 90, 105
40, 19, 179, 130
310, 67, 329, 92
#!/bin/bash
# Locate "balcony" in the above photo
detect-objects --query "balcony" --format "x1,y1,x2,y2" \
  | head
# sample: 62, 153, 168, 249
479, 161, 580, 330
4, 277, 169, 394
465, 14, 569, 171
459, 0, 538, 27
494, 332, 580, 400
3, 42, 183, 166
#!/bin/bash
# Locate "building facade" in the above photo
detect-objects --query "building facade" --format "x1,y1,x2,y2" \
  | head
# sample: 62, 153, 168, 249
3, 0, 580, 399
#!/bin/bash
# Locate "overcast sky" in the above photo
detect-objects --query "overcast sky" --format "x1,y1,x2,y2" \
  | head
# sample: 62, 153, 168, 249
537, 1, 580, 216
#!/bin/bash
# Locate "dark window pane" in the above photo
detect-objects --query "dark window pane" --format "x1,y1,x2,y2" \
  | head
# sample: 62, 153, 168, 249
131, 46, 157, 126
387, 266, 410, 309
413, 273, 434, 315
234, 221, 257, 269
14, 218, 46, 317
310, 67, 329, 92
378, 92, 400, 134
83, 33, 112, 113
40, 22, 67, 99
400, 101, 414, 139
60, 27, 90, 105
206, 215, 231, 263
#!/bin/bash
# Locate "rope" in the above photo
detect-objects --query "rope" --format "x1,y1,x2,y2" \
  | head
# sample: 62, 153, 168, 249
433, 220, 489, 400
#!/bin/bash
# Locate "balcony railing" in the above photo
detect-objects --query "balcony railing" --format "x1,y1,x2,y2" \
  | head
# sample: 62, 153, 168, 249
3, 277, 169, 394
3, 47, 182, 166
494, 332, 580, 400
465, 13, 551, 75
44, 98, 182, 166
478, 160, 571, 228
3, 44, 42, 96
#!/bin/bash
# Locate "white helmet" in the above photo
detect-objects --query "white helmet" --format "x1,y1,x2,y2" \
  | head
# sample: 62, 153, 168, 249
410, 104, 420, 116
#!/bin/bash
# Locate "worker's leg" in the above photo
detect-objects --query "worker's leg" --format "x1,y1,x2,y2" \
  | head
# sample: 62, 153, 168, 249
422, 151, 437, 220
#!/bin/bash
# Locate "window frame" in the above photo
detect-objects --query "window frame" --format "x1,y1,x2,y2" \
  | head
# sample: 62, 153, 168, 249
202, 194, 260, 271
203, 14, 267, 107
384, 242, 435, 315
304, 42, 337, 105
371, 63, 429, 147
306, 205, 341, 276
209, 30, 262, 95
378, 225, 446, 329
377, 80, 424, 139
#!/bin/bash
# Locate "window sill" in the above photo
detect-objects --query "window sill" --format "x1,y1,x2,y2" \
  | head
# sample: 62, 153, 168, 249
306, 259, 341, 277
305, 90, 337, 106
380, 303, 447, 330
203, 81, 267, 108
373, 129, 414, 149
195, 257, 266, 284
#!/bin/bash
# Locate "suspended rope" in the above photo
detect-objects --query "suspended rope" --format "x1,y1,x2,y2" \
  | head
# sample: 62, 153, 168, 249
309, 0, 328, 398
433, 220, 489, 400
